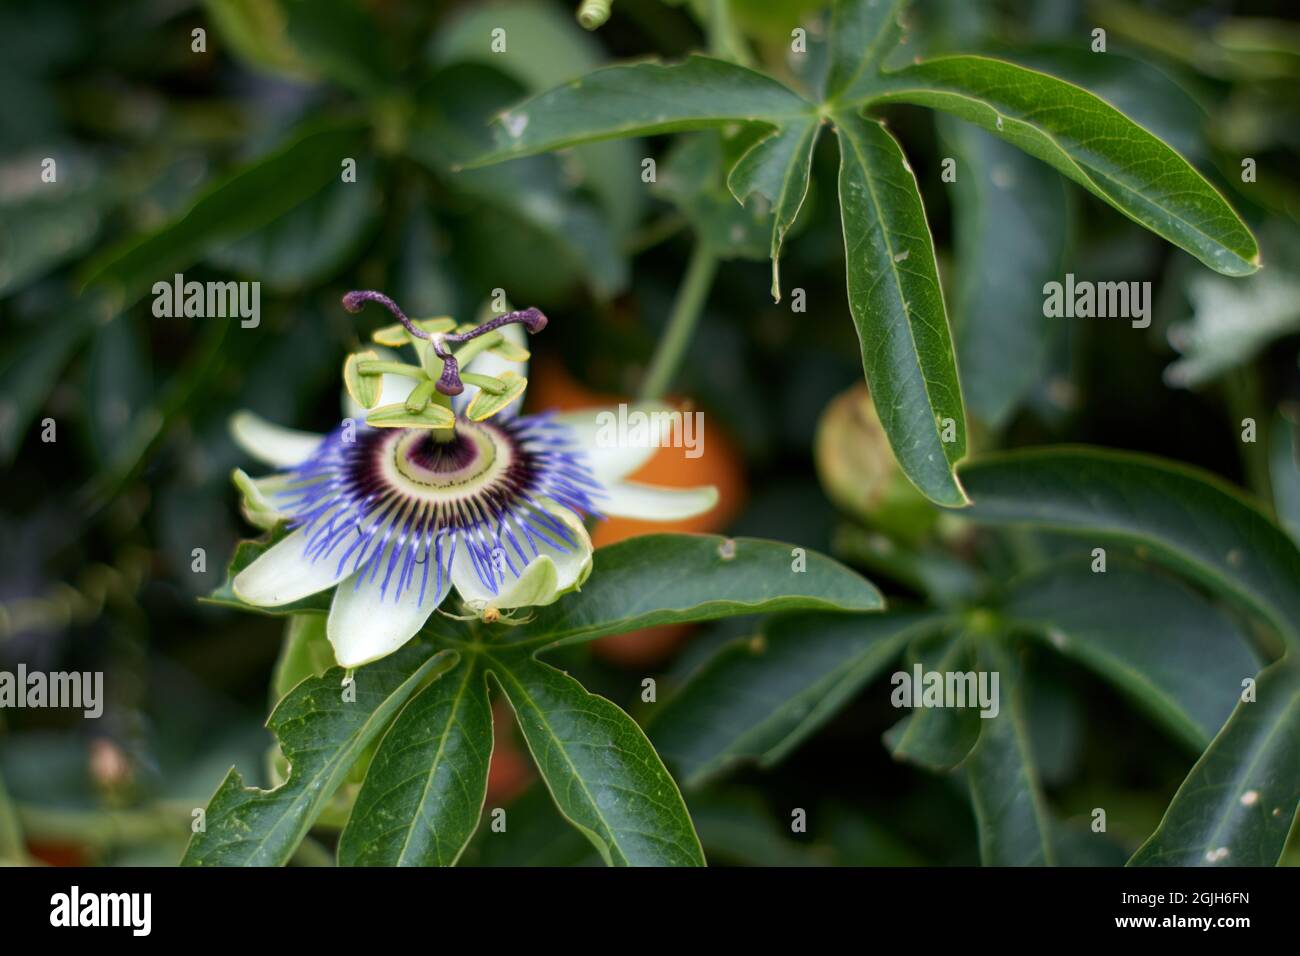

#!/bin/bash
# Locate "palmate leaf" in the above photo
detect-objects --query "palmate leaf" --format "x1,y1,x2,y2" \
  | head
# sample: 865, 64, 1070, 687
651, 611, 942, 786
462, 55, 815, 166
82, 120, 368, 302
961, 447, 1300, 865
488, 652, 705, 867
182, 647, 458, 866
502, 533, 884, 650
1129, 657, 1300, 867
883, 632, 982, 772
198, 532, 883, 865
462, 0, 1262, 508
824, 0, 908, 102
726, 117, 821, 298
961, 447, 1300, 650
859, 55, 1258, 276
337, 655, 492, 867
964, 641, 1057, 866
834, 110, 967, 506
1002, 559, 1260, 749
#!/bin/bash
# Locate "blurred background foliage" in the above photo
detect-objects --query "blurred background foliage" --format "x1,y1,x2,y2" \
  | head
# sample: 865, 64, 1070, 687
0, 0, 1296, 866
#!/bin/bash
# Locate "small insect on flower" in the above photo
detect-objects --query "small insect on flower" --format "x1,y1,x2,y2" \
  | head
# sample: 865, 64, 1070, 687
228, 292, 719, 668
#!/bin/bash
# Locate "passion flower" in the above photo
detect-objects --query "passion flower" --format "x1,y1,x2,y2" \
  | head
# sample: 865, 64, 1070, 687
228, 292, 718, 668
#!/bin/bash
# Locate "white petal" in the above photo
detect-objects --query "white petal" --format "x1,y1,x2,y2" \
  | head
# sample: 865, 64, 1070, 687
232, 528, 350, 606
341, 346, 417, 419
450, 504, 592, 610
454, 322, 528, 419
327, 565, 449, 668
553, 402, 678, 483
230, 411, 323, 468
601, 481, 719, 521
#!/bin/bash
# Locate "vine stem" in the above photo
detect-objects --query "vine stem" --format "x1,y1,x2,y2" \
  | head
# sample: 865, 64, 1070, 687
639, 242, 717, 401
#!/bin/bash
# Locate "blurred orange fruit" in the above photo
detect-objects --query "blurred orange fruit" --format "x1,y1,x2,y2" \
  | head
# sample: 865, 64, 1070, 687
486, 698, 532, 806
527, 359, 746, 666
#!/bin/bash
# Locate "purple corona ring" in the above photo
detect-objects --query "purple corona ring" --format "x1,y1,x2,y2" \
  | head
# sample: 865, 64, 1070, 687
227, 292, 719, 668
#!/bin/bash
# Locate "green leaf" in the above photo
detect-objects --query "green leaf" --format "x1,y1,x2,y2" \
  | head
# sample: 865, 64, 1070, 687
657, 129, 773, 261
0, 305, 98, 465
82, 121, 367, 302
940, 115, 1069, 427
206, 181, 380, 291
961, 447, 1300, 651
688, 790, 831, 866
432, 0, 645, 238
883, 632, 982, 771
460, 784, 598, 866
1002, 559, 1260, 748
488, 653, 705, 866
338, 656, 491, 866
204, 0, 312, 81
502, 534, 884, 649
862, 56, 1259, 276
1129, 656, 1300, 867
825, 0, 907, 104
651, 612, 937, 785
726, 117, 822, 299
280, 0, 395, 94
182, 647, 457, 866
833, 110, 968, 507
464, 55, 813, 167
409, 64, 628, 300
0, 154, 103, 296
85, 317, 152, 468
964, 641, 1057, 866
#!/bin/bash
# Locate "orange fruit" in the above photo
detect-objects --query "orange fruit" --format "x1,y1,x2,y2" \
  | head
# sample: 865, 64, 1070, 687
527, 359, 746, 666
486, 698, 533, 806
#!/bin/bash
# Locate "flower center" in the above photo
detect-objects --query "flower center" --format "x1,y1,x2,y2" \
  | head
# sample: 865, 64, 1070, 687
390, 422, 504, 495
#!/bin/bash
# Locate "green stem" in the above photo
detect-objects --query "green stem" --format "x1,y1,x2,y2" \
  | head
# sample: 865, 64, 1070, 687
639, 242, 717, 401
